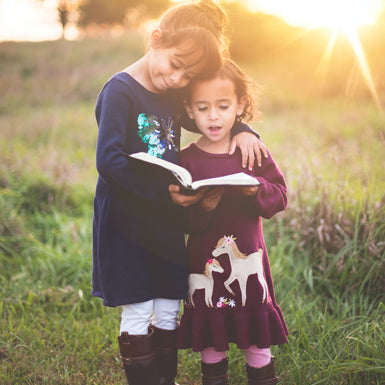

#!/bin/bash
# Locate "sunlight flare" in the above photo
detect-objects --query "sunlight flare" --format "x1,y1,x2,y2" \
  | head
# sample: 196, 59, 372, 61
315, 30, 338, 88
344, 28, 382, 110
247, 0, 384, 110
315, 27, 382, 110
247, 0, 384, 30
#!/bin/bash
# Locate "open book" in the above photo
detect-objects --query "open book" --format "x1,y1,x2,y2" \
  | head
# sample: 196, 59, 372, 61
127, 152, 261, 192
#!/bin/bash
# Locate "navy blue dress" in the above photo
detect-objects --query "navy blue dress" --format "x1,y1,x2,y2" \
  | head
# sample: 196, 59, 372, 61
92, 72, 189, 307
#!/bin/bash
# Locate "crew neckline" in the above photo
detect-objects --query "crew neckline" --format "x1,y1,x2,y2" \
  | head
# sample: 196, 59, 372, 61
189, 143, 236, 158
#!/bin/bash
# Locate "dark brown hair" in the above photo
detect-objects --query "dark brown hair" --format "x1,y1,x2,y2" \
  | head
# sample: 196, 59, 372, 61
216, 59, 260, 121
188, 58, 261, 122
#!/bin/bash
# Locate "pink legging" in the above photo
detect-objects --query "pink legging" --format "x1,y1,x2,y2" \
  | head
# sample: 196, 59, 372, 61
200, 346, 271, 368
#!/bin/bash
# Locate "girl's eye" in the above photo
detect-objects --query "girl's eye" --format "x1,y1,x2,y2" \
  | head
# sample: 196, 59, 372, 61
171, 62, 179, 69
219, 105, 230, 110
198, 107, 208, 112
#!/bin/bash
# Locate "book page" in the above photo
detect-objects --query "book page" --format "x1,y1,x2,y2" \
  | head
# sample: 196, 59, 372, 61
191, 172, 261, 190
129, 152, 193, 187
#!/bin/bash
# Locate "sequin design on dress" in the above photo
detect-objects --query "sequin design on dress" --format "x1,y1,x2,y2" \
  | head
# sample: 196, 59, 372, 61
137, 113, 177, 158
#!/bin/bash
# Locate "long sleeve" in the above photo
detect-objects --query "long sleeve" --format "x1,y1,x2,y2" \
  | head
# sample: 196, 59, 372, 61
231, 121, 260, 139
244, 151, 287, 219
95, 77, 172, 204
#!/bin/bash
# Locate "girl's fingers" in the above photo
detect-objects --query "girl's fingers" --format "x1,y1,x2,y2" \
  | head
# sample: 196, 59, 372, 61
254, 140, 269, 167
254, 142, 262, 167
169, 184, 181, 192
229, 140, 237, 155
247, 144, 255, 171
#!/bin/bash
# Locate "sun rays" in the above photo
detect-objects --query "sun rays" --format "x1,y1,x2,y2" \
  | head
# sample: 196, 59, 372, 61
316, 27, 382, 110
247, 0, 384, 110
247, 0, 384, 30
343, 28, 381, 110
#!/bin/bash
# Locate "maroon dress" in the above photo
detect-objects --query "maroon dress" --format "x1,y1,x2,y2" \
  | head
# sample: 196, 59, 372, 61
177, 143, 289, 352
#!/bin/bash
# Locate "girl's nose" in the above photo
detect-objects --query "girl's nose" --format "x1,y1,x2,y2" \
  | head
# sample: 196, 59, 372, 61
208, 107, 219, 120
170, 71, 184, 87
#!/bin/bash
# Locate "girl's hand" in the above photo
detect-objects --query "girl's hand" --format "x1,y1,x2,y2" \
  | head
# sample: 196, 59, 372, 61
200, 187, 225, 212
237, 185, 259, 197
229, 132, 268, 170
169, 184, 205, 207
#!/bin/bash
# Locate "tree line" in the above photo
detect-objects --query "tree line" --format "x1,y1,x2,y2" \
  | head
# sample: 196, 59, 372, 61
55, 0, 171, 38
55, 0, 301, 57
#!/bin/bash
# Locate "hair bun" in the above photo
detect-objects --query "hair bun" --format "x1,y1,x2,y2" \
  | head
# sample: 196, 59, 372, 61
156, 0, 229, 61
195, 0, 228, 36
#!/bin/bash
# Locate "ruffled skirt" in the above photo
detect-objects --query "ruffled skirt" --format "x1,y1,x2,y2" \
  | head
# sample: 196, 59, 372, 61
178, 302, 288, 352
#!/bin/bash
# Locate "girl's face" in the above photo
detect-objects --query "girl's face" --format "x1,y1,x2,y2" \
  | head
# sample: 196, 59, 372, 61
185, 77, 245, 149
148, 30, 204, 93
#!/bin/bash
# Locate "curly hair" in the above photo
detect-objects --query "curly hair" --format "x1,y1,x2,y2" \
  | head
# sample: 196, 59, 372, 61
196, 58, 262, 122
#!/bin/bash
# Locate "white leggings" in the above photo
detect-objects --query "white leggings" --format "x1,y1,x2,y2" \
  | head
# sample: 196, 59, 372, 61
120, 299, 181, 335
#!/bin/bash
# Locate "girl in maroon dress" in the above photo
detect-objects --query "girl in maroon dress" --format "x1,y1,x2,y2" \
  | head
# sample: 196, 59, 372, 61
177, 59, 289, 384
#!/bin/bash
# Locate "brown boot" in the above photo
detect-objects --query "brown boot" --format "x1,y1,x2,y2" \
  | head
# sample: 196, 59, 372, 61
246, 357, 279, 385
117, 329, 160, 385
151, 325, 179, 385
201, 357, 229, 385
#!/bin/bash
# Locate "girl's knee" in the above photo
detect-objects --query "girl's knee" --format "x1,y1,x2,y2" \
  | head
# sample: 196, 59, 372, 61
152, 298, 180, 330
243, 346, 272, 368
120, 300, 153, 335
200, 347, 227, 364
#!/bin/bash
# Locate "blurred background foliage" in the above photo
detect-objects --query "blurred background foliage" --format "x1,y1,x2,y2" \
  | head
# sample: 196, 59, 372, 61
51, 0, 385, 100
77, 0, 169, 26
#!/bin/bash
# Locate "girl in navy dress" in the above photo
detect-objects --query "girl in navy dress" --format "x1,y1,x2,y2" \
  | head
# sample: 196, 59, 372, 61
92, 1, 269, 384
178, 59, 288, 384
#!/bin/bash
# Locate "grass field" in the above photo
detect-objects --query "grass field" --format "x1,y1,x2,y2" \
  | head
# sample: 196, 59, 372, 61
0, 34, 384, 384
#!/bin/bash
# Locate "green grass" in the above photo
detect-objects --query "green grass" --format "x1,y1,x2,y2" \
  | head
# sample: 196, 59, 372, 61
1, 34, 384, 384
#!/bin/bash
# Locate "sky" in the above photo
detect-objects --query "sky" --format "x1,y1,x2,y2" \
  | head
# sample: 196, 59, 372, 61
0, 0, 78, 41
0, 0, 384, 42
246, 0, 385, 29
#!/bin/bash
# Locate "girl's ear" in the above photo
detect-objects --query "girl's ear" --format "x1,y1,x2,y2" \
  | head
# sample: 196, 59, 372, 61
150, 28, 162, 48
236, 96, 247, 117
184, 99, 194, 119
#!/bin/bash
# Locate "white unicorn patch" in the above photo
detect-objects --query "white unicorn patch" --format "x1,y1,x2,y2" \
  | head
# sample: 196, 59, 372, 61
212, 235, 268, 306
188, 258, 224, 307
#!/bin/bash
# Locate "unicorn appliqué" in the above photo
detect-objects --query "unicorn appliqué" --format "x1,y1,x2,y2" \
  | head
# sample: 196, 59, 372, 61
137, 113, 178, 158
188, 258, 224, 307
212, 235, 269, 306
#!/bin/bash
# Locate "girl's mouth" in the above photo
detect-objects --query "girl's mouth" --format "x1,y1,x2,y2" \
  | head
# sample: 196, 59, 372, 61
163, 76, 171, 89
209, 125, 221, 134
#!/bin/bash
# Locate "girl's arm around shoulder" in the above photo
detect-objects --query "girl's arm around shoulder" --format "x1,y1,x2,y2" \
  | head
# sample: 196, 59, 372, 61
229, 122, 268, 170
240, 150, 287, 219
